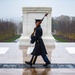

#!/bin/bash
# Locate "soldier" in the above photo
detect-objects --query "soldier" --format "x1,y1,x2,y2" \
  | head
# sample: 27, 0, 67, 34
25, 18, 51, 66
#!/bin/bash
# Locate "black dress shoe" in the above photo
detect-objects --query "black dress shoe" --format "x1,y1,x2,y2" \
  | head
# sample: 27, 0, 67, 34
43, 62, 51, 66
25, 61, 32, 66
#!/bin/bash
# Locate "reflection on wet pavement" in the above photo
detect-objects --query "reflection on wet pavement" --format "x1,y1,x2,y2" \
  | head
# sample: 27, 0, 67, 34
0, 43, 75, 75
23, 68, 50, 75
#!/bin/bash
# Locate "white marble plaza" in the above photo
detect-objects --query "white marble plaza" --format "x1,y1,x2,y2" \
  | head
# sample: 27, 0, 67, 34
0, 42, 75, 63
0, 42, 75, 75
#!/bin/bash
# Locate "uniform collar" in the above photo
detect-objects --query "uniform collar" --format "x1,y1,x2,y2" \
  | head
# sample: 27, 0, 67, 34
37, 25, 41, 27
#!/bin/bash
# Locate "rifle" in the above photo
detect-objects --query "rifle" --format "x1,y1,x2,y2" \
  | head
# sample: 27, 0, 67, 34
31, 11, 50, 36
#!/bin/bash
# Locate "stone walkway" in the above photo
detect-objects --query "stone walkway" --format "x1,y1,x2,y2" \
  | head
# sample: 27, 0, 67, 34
0, 42, 75, 75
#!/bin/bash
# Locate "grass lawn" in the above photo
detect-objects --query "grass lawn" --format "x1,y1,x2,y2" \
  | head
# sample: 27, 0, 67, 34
53, 35, 68, 42
5, 35, 21, 42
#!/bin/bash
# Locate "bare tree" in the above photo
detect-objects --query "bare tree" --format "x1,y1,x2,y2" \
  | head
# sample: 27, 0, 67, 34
0, 19, 17, 41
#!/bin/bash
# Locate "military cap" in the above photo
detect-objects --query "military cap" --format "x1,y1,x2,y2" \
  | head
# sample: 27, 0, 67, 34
35, 19, 42, 23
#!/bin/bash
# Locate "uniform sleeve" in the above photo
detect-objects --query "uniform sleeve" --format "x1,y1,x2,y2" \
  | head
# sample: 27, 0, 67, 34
30, 27, 42, 44
30, 36, 36, 44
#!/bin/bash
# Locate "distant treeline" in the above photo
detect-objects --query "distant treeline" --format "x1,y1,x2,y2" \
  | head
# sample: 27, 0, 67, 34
52, 15, 75, 40
0, 19, 17, 41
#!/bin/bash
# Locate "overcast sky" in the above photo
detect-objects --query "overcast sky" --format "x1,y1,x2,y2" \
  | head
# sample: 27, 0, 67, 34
0, 0, 75, 19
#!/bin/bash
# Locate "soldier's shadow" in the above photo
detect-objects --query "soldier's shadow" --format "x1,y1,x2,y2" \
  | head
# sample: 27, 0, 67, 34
23, 68, 50, 75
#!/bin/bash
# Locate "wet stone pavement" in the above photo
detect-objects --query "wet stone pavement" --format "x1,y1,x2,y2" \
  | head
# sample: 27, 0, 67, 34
0, 43, 75, 75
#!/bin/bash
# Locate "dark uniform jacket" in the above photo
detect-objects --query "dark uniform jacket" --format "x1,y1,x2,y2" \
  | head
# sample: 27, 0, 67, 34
30, 25, 47, 56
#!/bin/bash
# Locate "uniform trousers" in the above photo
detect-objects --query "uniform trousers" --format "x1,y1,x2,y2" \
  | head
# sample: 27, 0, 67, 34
30, 55, 50, 64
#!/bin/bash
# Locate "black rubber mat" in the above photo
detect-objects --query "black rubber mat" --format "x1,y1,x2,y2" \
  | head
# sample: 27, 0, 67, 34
0, 63, 75, 68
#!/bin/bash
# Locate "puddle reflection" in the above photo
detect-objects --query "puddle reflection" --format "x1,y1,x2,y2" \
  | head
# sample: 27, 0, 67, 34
23, 68, 50, 75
